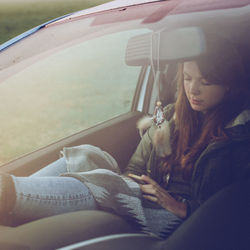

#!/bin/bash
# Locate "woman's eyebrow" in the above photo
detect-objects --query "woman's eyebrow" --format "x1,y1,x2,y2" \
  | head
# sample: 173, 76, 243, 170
183, 71, 205, 81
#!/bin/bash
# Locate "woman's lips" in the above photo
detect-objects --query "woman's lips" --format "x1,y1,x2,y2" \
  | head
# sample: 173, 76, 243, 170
191, 99, 203, 105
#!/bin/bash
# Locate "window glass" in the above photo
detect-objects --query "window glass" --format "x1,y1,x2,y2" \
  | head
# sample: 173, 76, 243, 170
0, 30, 146, 165
1, 1, 248, 166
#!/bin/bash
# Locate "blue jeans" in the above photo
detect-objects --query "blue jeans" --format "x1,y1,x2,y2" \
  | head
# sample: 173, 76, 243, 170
11, 157, 97, 221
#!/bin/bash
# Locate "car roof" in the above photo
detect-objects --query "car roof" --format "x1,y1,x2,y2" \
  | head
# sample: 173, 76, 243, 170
0, 0, 161, 52
58, 0, 162, 21
0, 0, 248, 52
49, 0, 249, 25
1, 0, 249, 55
46, 0, 162, 26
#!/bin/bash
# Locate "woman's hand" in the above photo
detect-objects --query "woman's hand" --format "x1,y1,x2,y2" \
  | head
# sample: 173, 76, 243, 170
140, 175, 187, 219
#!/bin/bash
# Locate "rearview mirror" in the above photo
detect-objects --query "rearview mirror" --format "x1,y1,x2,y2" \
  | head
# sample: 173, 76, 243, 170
125, 27, 206, 66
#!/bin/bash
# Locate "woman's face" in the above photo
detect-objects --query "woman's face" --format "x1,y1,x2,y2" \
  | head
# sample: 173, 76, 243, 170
183, 61, 227, 113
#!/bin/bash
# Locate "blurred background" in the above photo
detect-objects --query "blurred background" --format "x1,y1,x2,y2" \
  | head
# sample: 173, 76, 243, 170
0, 0, 110, 45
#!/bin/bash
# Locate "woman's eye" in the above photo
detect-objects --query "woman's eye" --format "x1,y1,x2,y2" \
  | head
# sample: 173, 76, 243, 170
184, 77, 191, 82
202, 80, 212, 86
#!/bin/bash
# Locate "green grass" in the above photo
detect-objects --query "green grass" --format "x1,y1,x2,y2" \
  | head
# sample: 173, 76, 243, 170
0, 0, 110, 44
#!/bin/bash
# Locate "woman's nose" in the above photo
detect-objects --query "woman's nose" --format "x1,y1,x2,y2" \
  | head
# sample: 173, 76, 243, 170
189, 80, 200, 95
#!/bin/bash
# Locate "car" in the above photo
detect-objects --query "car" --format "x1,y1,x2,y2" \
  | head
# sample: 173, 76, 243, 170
0, 0, 249, 249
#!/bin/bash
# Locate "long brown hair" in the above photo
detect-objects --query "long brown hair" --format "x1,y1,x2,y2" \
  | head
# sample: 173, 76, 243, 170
163, 50, 249, 180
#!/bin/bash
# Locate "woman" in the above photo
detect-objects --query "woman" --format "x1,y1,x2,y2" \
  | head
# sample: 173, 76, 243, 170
0, 40, 249, 238
123, 54, 250, 236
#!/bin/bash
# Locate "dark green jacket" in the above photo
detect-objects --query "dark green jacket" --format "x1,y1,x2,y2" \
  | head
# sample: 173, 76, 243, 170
124, 105, 250, 216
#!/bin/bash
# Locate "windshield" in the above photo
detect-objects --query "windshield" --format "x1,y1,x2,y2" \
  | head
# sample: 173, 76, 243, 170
0, 1, 249, 165
0, 3, 159, 165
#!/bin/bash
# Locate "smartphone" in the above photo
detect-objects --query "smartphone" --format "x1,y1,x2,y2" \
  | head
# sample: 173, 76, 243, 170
128, 173, 146, 184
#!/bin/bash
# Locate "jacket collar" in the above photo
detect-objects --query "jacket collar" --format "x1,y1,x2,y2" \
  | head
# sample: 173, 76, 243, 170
225, 109, 250, 128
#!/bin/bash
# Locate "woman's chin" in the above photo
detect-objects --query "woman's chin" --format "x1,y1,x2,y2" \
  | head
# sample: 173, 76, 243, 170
190, 104, 206, 113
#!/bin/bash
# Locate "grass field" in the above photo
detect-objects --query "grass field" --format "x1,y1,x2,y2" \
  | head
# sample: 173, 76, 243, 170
0, 0, 110, 44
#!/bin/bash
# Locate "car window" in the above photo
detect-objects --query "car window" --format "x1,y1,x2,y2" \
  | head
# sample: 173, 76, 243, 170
0, 29, 147, 165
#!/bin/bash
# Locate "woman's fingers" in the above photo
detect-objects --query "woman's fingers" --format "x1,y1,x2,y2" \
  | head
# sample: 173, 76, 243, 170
142, 195, 158, 203
140, 184, 159, 196
140, 178, 173, 209
141, 175, 158, 186
140, 176, 187, 217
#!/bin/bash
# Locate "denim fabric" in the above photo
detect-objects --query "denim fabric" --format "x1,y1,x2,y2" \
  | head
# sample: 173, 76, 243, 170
10, 156, 183, 238
10, 158, 97, 221
143, 207, 183, 239
30, 157, 67, 177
